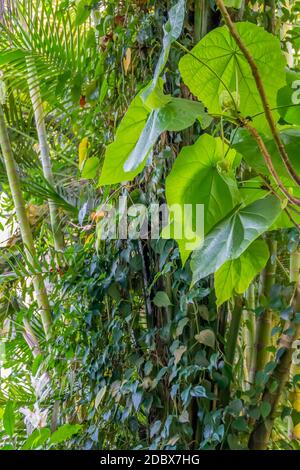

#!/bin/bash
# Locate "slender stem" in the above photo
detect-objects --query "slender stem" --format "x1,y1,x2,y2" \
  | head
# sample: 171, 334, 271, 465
244, 122, 300, 206
25, 60, 65, 251
0, 104, 52, 338
251, 103, 300, 119
194, 0, 207, 44
264, 0, 276, 35
244, 284, 256, 385
253, 237, 277, 375
221, 295, 243, 405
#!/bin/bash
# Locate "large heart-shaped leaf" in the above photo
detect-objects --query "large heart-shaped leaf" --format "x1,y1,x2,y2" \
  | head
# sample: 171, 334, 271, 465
99, 91, 150, 186
124, 99, 207, 172
99, 92, 207, 184
215, 239, 269, 306
179, 22, 286, 132
164, 134, 240, 263
191, 195, 281, 285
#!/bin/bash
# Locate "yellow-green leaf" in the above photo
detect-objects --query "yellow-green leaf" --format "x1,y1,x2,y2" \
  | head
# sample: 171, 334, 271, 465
215, 239, 269, 306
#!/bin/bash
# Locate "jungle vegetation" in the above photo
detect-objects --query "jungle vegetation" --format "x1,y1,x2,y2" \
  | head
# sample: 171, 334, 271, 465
1, 0, 300, 451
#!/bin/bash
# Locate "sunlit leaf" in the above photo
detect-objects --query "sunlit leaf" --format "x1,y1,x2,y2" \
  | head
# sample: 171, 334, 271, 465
179, 22, 286, 132
191, 195, 281, 285
164, 134, 240, 263
215, 239, 269, 306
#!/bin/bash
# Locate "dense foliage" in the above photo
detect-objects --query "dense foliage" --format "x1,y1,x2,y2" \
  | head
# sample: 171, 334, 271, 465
1, 0, 300, 451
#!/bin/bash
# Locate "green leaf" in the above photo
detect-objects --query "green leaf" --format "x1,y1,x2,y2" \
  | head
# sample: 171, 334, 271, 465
31, 353, 43, 376
143, 80, 172, 110
22, 428, 51, 450
233, 127, 300, 193
227, 433, 244, 450
99, 84, 208, 183
179, 22, 286, 132
173, 345, 187, 365
215, 240, 269, 306
164, 134, 240, 263
157, 99, 207, 132
95, 385, 107, 409
232, 416, 249, 432
234, 131, 300, 229
190, 385, 208, 398
198, 305, 210, 321
195, 329, 216, 348
124, 99, 207, 172
176, 317, 189, 336
144, 360, 153, 376
191, 195, 281, 285
99, 90, 150, 185
153, 291, 172, 308
150, 420, 161, 438
50, 424, 82, 445
81, 157, 100, 179
277, 70, 300, 126
224, 0, 243, 7
0, 50, 26, 67
238, 177, 267, 206
75, 0, 92, 26
260, 400, 272, 419
3, 402, 14, 437
132, 391, 143, 411
142, 0, 185, 107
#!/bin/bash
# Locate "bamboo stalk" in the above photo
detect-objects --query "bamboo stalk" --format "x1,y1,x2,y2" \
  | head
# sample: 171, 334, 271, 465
226, 296, 244, 367
0, 104, 52, 338
221, 295, 243, 405
253, 238, 277, 375
264, 0, 276, 35
289, 249, 300, 441
16, 1, 64, 251
194, 0, 208, 44
244, 284, 256, 385
249, 263, 300, 449
27, 63, 65, 252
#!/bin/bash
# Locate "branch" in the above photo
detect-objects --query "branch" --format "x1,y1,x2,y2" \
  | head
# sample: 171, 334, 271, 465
244, 121, 300, 206
258, 173, 300, 231
216, 0, 300, 188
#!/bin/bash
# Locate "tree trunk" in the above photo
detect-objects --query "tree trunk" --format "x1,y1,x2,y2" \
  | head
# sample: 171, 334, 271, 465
194, 0, 208, 44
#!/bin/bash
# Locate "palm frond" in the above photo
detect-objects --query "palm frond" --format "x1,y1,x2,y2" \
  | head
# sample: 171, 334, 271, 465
0, 0, 98, 111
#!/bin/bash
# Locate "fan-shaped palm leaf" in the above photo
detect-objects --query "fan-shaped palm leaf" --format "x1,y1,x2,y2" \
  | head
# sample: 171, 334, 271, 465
0, 0, 98, 111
